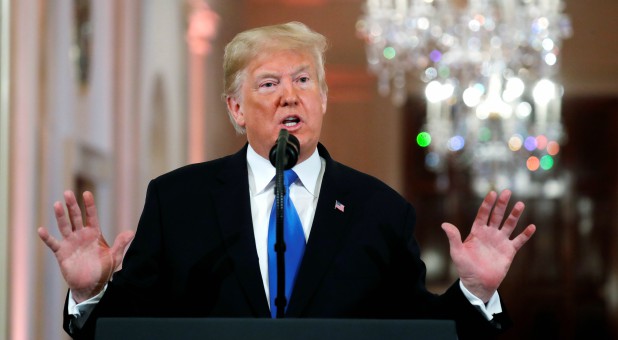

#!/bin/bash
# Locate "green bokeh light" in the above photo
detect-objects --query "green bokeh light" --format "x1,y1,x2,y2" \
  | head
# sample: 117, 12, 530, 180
479, 127, 492, 142
540, 155, 554, 170
438, 65, 450, 78
383, 47, 396, 60
417, 132, 432, 147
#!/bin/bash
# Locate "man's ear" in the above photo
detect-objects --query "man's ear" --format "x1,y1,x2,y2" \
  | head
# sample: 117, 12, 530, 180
226, 96, 245, 127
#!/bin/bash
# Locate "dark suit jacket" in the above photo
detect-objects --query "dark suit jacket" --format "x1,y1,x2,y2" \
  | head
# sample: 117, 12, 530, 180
65, 144, 510, 339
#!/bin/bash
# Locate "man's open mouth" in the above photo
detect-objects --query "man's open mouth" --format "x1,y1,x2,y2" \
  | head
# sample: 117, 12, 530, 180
282, 116, 301, 127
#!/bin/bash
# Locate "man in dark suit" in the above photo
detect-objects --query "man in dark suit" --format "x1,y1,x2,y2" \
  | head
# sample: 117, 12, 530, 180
38, 22, 536, 339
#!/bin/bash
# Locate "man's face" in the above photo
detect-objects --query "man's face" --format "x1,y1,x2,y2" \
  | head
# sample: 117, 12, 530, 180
227, 49, 327, 164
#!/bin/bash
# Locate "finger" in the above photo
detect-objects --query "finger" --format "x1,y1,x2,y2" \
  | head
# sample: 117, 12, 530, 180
110, 230, 135, 270
488, 190, 511, 228
83, 191, 101, 231
500, 201, 525, 237
441, 223, 463, 252
473, 191, 497, 228
64, 190, 84, 231
54, 201, 73, 238
37, 227, 62, 253
511, 224, 536, 252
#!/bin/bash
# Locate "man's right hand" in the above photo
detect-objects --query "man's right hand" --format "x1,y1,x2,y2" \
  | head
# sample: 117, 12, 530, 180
38, 190, 134, 303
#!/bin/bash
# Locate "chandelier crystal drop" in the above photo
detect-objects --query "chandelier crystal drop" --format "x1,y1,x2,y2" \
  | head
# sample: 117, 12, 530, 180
357, 0, 572, 196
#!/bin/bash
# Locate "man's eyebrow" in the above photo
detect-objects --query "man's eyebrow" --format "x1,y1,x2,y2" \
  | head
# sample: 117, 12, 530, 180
255, 65, 312, 80
255, 71, 280, 80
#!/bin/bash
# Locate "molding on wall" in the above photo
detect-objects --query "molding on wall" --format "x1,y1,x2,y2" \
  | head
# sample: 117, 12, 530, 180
0, 0, 10, 338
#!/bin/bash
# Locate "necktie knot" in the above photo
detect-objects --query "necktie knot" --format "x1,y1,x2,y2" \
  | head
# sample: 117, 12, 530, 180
283, 170, 298, 189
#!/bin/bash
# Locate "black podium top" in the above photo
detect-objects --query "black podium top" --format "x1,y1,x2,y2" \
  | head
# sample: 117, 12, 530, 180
95, 318, 457, 340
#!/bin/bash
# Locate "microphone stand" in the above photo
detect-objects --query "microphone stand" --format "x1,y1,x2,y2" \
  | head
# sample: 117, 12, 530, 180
273, 131, 287, 319
270, 129, 299, 319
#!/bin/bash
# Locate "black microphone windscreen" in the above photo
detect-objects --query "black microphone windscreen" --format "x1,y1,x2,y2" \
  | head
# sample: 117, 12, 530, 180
269, 130, 300, 170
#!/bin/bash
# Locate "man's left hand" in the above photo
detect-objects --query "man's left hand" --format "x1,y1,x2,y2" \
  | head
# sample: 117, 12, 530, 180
441, 190, 536, 303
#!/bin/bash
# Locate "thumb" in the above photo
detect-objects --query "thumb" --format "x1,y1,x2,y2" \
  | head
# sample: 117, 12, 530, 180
110, 230, 135, 270
441, 222, 462, 250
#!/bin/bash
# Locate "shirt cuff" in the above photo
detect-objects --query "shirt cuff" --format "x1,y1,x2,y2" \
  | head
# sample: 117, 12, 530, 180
459, 280, 502, 320
67, 284, 107, 330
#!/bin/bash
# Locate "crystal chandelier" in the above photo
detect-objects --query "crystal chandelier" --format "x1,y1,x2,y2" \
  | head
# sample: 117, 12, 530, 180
357, 0, 572, 196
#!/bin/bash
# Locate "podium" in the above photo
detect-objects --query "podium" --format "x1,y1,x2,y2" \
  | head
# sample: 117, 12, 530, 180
95, 318, 457, 340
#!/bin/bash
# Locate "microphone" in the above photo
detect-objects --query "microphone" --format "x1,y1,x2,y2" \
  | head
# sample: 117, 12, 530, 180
269, 129, 300, 170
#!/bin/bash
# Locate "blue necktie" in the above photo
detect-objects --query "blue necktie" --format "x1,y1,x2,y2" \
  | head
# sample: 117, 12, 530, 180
268, 170, 306, 318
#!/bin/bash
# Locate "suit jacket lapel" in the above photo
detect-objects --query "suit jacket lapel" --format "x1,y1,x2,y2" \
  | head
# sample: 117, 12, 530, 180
286, 144, 352, 317
211, 145, 271, 317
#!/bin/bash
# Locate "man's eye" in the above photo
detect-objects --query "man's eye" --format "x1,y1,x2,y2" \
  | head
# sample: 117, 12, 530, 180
298, 77, 309, 83
260, 81, 276, 88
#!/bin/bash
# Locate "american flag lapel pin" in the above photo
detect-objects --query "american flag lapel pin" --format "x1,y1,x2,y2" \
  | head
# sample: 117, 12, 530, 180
334, 200, 345, 212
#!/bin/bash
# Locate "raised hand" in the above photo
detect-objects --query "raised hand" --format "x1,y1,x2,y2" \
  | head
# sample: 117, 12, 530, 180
38, 191, 134, 303
441, 190, 536, 302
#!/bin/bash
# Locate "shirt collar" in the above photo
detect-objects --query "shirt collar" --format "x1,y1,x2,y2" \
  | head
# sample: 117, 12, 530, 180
247, 144, 321, 197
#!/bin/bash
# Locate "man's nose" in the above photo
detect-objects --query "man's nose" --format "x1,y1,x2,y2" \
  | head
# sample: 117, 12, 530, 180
279, 81, 299, 106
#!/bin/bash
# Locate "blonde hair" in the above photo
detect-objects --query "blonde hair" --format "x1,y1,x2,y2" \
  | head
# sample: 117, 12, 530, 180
223, 22, 328, 133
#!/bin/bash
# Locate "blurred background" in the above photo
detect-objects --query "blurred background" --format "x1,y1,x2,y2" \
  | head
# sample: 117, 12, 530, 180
0, 0, 616, 339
